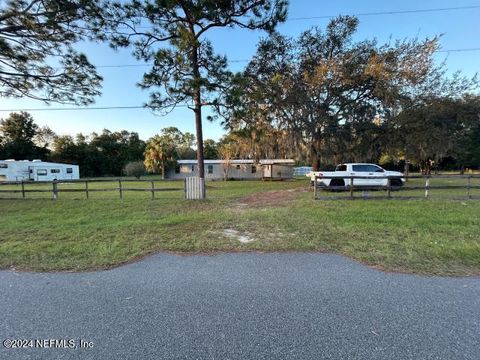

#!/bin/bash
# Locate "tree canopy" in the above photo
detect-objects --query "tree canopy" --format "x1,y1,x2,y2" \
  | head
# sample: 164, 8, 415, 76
0, 0, 104, 104
225, 16, 479, 170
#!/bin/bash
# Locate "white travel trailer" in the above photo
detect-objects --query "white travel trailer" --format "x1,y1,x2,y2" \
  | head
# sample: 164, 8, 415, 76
0, 160, 80, 182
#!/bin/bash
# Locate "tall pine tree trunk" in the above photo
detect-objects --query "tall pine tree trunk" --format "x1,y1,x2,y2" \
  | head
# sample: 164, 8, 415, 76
193, 94, 204, 180
191, 45, 205, 198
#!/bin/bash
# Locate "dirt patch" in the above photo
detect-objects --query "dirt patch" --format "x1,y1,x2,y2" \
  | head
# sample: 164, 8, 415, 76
237, 187, 309, 207
222, 229, 255, 243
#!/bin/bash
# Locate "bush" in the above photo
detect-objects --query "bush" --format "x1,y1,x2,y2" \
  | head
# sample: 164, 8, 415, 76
123, 161, 145, 179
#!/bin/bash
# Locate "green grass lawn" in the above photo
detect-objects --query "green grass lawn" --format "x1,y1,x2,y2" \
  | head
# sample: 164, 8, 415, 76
0, 177, 479, 275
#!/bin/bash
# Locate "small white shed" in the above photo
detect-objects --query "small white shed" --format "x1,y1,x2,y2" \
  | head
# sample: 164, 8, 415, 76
0, 160, 80, 181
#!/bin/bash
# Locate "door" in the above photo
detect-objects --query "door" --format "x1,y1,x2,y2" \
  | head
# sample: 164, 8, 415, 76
351, 164, 384, 186
34, 168, 48, 181
368, 164, 387, 186
263, 165, 272, 178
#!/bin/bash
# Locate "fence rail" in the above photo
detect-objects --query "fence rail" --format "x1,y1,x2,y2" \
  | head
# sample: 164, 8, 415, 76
313, 175, 480, 200
0, 179, 184, 200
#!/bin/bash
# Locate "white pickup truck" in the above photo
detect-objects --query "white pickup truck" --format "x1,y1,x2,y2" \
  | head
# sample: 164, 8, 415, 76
307, 163, 405, 188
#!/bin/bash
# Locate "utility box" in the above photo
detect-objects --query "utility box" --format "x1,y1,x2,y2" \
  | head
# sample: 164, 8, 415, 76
185, 176, 205, 200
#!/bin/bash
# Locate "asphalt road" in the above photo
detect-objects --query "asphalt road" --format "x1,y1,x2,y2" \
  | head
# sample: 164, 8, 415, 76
1, 253, 479, 360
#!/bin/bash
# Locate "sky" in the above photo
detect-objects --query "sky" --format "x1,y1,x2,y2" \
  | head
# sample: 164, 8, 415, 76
1, 0, 479, 141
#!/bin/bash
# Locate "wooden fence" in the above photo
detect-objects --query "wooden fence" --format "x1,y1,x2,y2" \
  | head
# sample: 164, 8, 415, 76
313, 174, 480, 200
0, 179, 184, 200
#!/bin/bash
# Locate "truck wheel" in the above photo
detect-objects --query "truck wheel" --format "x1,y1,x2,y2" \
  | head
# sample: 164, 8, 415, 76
330, 178, 345, 191
390, 178, 403, 188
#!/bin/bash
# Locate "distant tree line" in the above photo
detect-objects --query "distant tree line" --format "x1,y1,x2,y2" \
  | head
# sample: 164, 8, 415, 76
0, 112, 145, 177
0, 112, 222, 178
1, 103, 479, 179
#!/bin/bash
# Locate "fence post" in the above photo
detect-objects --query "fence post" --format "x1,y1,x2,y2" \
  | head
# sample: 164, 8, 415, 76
467, 176, 471, 200
349, 177, 354, 199
52, 180, 58, 200
425, 177, 430, 199
118, 179, 123, 199
21, 181, 25, 199
314, 176, 318, 199
151, 181, 155, 200
387, 177, 391, 199
85, 180, 89, 199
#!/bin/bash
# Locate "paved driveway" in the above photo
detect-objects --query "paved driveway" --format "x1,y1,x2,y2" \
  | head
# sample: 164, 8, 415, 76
1, 253, 479, 360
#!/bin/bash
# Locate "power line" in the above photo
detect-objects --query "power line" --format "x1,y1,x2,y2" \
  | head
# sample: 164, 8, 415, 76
119, 4, 480, 38
94, 48, 480, 69
436, 47, 480, 53
286, 5, 480, 21
92, 4, 480, 68
1, 92, 475, 112
129, 4, 480, 29
2, 5, 478, 113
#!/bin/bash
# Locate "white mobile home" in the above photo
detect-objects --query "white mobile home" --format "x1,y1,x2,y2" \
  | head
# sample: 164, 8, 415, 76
165, 159, 295, 180
167, 159, 261, 180
0, 160, 80, 182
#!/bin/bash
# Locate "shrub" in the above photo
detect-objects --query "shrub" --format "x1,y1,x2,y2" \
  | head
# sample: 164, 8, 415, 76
123, 161, 145, 179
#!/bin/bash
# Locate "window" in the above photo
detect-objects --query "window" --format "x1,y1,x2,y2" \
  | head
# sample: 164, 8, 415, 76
180, 165, 190, 173
0, 164, 7, 169
175, 165, 180, 174
207, 165, 213, 174
51, 169, 60, 174
365, 165, 383, 172
236, 165, 241, 170
191, 165, 195, 172
66, 168, 73, 174
352, 165, 369, 172
251, 165, 257, 174
37, 169, 47, 176
335, 164, 347, 171
352, 164, 383, 172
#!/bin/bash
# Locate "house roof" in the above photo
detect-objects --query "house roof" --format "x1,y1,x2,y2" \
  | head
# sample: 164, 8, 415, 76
177, 159, 295, 165
0, 160, 77, 167
177, 159, 254, 165
259, 159, 295, 165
